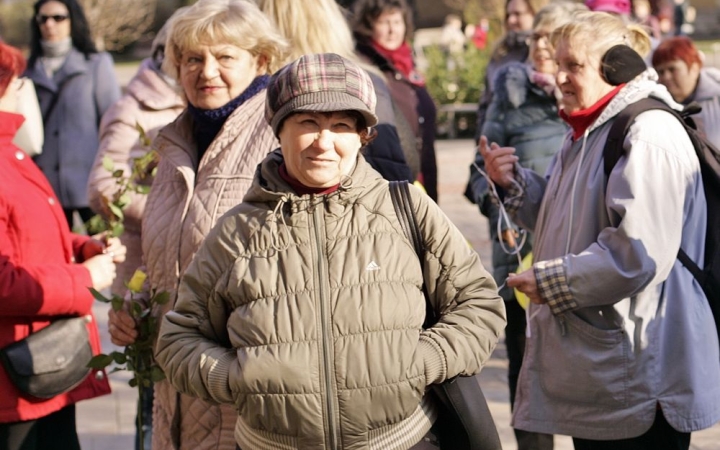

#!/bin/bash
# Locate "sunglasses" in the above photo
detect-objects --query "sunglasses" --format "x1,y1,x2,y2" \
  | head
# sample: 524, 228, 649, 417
36, 14, 69, 25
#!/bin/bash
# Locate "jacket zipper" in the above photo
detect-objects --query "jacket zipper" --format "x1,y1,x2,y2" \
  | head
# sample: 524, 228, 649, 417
312, 204, 339, 449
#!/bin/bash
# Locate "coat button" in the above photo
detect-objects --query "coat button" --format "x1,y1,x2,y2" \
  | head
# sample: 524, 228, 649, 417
95, 371, 105, 381
419, 116, 425, 124
48, 197, 55, 205
15, 151, 25, 160
395, 72, 402, 80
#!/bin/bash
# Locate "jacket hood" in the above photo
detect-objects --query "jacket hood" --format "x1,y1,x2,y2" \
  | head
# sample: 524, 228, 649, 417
587, 68, 682, 136
126, 58, 184, 111
245, 148, 384, 207
693, 67, 720, 103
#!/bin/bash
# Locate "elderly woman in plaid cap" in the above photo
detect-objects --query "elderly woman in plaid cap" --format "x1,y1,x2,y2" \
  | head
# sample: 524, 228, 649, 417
155, 53, 505, 450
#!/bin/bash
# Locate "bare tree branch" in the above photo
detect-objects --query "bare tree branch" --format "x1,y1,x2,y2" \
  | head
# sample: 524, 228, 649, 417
79, 0, 157, 51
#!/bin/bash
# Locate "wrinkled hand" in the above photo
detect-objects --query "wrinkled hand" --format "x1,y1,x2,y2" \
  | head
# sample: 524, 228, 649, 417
82, 254, 116, 291
478, 135, 518, 190
82, 233, 127, 264
507, 269, 546, 305
108, 306, 138, 346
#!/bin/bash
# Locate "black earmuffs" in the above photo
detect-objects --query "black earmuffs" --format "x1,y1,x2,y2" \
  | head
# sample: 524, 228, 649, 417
600, 45, 647, 86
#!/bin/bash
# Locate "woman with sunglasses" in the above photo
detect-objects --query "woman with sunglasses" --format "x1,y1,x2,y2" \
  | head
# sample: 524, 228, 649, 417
25, 0, 121, 230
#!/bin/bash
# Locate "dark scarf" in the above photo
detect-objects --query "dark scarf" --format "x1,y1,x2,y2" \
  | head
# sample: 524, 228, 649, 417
188, 74, 269, 158
370, 40, 425, 86
560, 84, 624, 140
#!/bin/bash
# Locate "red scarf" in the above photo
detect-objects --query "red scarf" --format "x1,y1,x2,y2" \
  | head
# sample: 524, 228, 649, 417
279, 163, 340, 195
371, 40, 425, 86
560, 84, 624, 140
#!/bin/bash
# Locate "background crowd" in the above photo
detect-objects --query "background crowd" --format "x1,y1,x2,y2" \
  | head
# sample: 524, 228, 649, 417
1, 0, 719, 449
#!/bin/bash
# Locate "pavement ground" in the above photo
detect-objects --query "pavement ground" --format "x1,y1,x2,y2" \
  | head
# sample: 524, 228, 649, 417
76, 138, 720, 450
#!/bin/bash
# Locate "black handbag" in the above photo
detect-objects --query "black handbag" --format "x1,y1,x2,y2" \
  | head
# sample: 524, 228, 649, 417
389, 180, 503, 450
0, 316, 93, 399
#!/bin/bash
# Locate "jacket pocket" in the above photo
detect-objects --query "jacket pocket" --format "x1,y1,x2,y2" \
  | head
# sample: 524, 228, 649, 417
537, 312, 629, 408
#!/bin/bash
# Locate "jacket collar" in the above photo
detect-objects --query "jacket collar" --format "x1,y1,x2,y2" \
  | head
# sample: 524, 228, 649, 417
585, 68, 682, 136
0, 111, 24, 147
692, 67, 720, 103
246, 148, 382, 207
26, 47, 90, 93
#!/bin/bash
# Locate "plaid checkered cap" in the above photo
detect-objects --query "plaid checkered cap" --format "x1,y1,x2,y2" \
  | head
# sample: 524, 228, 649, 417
265, 53, 378, 136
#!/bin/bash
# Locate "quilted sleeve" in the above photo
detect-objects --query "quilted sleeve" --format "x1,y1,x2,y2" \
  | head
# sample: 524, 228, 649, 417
410, 185, 506, 380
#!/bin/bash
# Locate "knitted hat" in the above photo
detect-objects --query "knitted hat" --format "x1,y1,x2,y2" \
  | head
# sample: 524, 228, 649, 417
585, 0, 631, 15
265, 53, 378, 136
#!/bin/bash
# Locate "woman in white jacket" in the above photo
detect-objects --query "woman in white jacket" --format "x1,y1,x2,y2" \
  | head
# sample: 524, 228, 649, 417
481, 10, 720, 450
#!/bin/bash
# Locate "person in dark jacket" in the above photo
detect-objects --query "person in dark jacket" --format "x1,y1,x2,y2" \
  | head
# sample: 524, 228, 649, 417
24, 0, 121, 229
467, 3, 584, 449
352, 0, 439, 202
474, 0, 548, 140
0, 41, 124, 450
257, 0, 413, 182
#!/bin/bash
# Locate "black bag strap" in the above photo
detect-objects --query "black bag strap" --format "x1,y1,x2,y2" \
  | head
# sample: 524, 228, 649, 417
602, 98, 706, 284
389, 180, 437, 327
389, 180, 502, 450
603, 97, 676, 178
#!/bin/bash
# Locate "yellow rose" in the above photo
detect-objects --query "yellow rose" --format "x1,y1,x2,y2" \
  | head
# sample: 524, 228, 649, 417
127, 269, 148, 294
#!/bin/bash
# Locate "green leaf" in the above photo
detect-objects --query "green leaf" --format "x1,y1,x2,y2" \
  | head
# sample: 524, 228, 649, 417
108, 202, 124, 221
112, 169, 125, 178
89, 287, 110, 303
153, 291, 171, 306
111, 352, 127, 364
135, 184, 151, 195
88, 354, 114, 369
111, 222, 125, 238
150, 366, 166, 382
131, 301, 143, 318
129, 377, 138, 388
111, 296, 125, 312
117, 194, 132, 209
102, 156, 115, 172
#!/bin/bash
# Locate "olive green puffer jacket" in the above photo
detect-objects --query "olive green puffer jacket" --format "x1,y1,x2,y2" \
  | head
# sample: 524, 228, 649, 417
155, 150, 505, 450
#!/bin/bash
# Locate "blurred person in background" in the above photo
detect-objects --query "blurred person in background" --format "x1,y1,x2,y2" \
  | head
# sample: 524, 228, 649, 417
473, 0, 548, 139
85, 9, 187, 450
25, 0, 121, 229
467, 3, 585, 449
482, 11, 719, 449
257, 0, 413, 182
351, 0, 439, 202
652, 36, 720, 147
105, 1, 288, 449
0, 41, 124, 450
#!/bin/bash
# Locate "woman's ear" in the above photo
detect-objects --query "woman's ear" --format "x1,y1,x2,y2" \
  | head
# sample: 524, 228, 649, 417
257, 55, 269, 74
600, 45, 647, 86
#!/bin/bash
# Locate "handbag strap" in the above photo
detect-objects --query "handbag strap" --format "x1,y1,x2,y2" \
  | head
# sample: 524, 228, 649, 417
389, 181, 503, 450
389, 180, 438, 328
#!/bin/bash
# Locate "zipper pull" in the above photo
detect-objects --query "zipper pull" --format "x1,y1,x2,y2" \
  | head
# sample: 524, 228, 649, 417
559, 315, 567, 336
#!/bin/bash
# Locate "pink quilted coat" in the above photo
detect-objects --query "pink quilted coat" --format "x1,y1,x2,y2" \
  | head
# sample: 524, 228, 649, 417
142, 90, 277, 450
87, 58, 185, 295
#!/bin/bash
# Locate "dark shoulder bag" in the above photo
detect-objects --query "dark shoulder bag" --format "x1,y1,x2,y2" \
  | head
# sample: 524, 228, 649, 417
0, 316, 93, 399
389, 180, 503, 450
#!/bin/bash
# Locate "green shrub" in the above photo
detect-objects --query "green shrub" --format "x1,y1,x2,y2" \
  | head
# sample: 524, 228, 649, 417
424, 44, 490, 105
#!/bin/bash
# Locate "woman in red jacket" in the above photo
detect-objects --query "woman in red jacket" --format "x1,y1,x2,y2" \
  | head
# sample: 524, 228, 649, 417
0, 41, 125, 450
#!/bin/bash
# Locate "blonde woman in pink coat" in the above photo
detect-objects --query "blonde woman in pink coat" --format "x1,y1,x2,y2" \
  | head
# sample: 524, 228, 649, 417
87, 12, 185, 297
